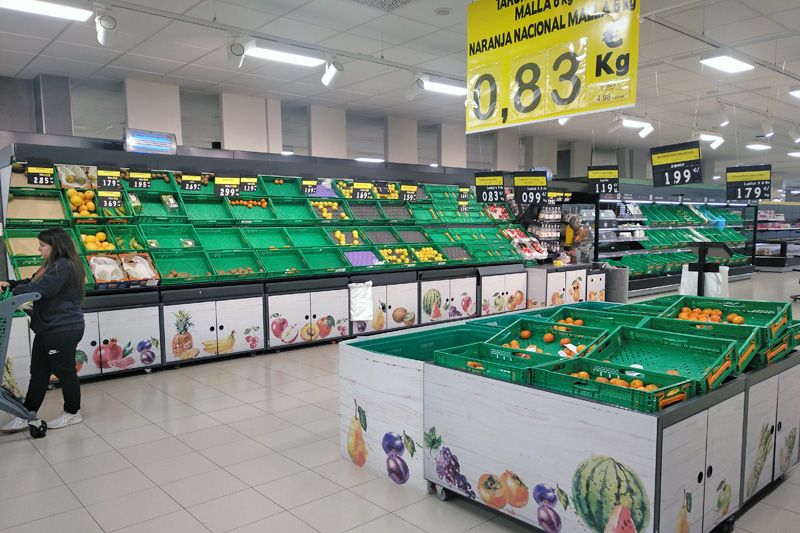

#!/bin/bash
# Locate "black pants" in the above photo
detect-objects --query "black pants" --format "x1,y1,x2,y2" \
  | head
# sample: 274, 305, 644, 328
25, 330, 83, 415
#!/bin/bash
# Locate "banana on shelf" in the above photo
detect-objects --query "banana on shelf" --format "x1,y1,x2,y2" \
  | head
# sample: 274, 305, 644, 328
202, 330, 236, 354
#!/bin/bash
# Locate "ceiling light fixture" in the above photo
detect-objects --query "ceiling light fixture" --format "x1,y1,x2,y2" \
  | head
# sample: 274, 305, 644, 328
698, 132, 725, 150
700, 51, 754, 73
713, 175, 721, 180
0, 0, 92, 21
321, 57, 343, 87
746, 142, 772, 151
429, 163, 439, 167
789, 127, 800, 143
790, 85, 800, 99
716, 104, 730, 127
280, 149, 294, 156
791, 190, 800, 195
227, 37, 246, 68
95, 8, 117, 47
558, 117, 570, 125
608, 115, 623, 133
243, 39, 324, 67
621, 117, 654, 138
355, 157, 385, 163
788, 152, 800, 158
404, 76, 423, 101
421, 75, 467, 96
761, 118, 774, 138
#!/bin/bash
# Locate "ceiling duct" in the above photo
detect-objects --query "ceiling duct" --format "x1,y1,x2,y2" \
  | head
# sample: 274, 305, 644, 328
350, 0, 418, 10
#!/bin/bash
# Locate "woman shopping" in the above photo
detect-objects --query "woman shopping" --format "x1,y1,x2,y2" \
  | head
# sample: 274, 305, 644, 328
1, 228, 85, 432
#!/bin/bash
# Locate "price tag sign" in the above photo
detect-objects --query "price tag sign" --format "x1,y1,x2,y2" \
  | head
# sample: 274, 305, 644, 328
97, 169, 122, 190
215, 176, 241, 197
466, 0, 639, 133
726, 165, 771, 201
458, 187, 470, 202
181, 174, 202, 191
475, 172, 504, 203
458, 200, 469, 213
301, 179, 318, 195
128, 170, 152, 189
353, 181, 373, 200
651, 141, 702, 187
514, 171, 548, 206
546, 191, 573, 205
25, 165, 54, 186
588, 165, 619, 195
374, 181, 390, 196
400, 184, 418, 202
240, 176, 258, 193
98, 190, 122, 209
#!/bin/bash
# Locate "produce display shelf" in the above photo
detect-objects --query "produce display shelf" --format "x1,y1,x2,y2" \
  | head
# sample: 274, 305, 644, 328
605, 302, 668, 317
206, 250, 266, 281
304, 179, 341, 199
434, 342, 557, 384
308, 199, 353, 224
328, 227, 370, 247
410, 244, 449, 266
424, 228, 457, 244
129, 190, 188, 224
195, 228, 250, 251
394, 226, 430, 245
174, 178, 215, 196
378, 201, 413, 223
241, 227, 291, 250
342, 247, 391, 270
183, 196, 235, 226
488, 319, 607, 358
5, 227, 80, 258
260, 175, 304, 197
440, 244, 472, 262
150, 250, 216, 285
270, 198, 317, 223
122, 171, 177, 193
6, 188, 70, 227
587, 326, 736, 393
288, 227, 335, 248
408, 203, 440, 224
335, 179, 376, 200
532, 358, 695, 412
228, 198, 276, 225
352, 325, 499, 361
374, 245, 416, 268
640, 317, 761, 374
256, 249, 309, 277
363, 227, 401, 245
538, 307, 647, 329
300, 247, 350, 273
468, 308, 560, 329
347, 201, 386, 223
76, 225, 120, 254
751, 332, 793, 369
108, 225, 147, 253
371, 182, 401, 201
139, 224, 202, 251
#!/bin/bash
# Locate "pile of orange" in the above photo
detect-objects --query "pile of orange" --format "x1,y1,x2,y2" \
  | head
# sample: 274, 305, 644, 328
676, 306, 725, 323
570, 372, 660, 391
556, 317, 585, 326
230, 198, 268, 209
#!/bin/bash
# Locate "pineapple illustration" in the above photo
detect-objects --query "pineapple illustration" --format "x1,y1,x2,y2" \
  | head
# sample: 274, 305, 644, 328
171, 310, 195, 357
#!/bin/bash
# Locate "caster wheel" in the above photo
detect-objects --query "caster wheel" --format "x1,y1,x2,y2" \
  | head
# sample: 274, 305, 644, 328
144, 368, 152, 374
28, 420, 47, 439
435, 485, 451, 501
717, 519, 735, 533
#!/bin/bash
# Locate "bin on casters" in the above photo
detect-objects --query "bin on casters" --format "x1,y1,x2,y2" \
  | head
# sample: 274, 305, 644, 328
0, 292, 46, 438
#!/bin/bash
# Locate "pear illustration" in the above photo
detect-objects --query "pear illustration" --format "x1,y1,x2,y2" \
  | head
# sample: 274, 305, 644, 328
347, 399, 367, 467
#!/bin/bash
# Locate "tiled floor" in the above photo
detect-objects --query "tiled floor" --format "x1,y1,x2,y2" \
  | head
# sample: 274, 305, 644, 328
0, 271, 798, 532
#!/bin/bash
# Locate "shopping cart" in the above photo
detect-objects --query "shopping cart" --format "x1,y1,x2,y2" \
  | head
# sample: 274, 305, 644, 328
0, 292, 46, 438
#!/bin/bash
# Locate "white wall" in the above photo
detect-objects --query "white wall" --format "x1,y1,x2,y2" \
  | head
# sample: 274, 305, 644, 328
266, 99, 282, 154
387, 116, 417, 164
220, 93, 268, 153
495, 128, 520, 171
125, 79, 182, 144
441, 122, 466, 168
309, 105, 346, 159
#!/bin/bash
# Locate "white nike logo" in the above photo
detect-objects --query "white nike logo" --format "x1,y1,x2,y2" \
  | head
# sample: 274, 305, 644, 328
48, 349, 58, 355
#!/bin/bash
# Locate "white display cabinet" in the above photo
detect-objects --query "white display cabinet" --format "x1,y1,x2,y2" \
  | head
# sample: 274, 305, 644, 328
97, 307, 162, 373
479, 272, 527, 315
565, 268, 585, 304
268, 289, 349, 347
421, 277, 477, 323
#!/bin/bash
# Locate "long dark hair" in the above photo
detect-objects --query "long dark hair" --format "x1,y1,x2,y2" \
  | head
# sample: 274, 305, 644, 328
37, 228, 84, 297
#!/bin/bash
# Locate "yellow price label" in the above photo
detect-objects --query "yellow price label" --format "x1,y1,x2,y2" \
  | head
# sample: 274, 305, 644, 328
475, 175, 504, 186
98, 169, 120, 177
98, 190, 121, 198
182, 174, 201, 181
727, 171, 771, 183
353, 182, 372, 189
588, 169, 618, 179
129, 172, 150, 179
466, 0, 639, 133
302, 180, 317, 186
27, 166, 53, 174
651, 147, 701, 166
216, 177, 239, 185
514, 176, 547, 187
241, 176, 257, 183
400, 185, 418, 192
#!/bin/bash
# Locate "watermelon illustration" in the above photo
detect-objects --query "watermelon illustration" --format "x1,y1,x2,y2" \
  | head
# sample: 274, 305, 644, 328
572, 456, 650, 533
423, 288, 442, 317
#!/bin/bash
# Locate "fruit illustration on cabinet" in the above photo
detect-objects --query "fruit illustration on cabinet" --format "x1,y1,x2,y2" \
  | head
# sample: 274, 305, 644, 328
244, 326, 260, 349
172, 310, 198, 360
347, 399, 367, 467
572, 455, 650, 533
551, 291, 565, 306
780, 427, 797, 476
715, 480, 732, 519
477, 474, 507, 509
676, 490, 690, 533
136, 338, 159, 365
203, 331, 235, 355
493, 293, 505, 313
746, 423, 774, 497
372, 302, 386, 330
382, 431, 414, 484
423, 289, 442, 321
390, 307, 416, 327
569, 278, 583, 302
300, 322, 319, 342
94, 338, 135, 369
271, 313, 298, 344
316, 316, 334, 338
74, 350, 87, 373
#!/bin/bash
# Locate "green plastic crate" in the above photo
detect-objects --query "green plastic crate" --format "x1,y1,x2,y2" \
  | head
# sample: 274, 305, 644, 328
151, 250, 216, 285
11, 256, 95, 292
270, 198, 316, 223
587, 326, 736, 393
341, 247, 392, 270
374, 245, 416, 268
183, 196, 235, 226
378, 201, 413, 223
335, 179, 376, 200
440, 244, 473, 262
206, 250, 266, 281
139, 224, 202, 251
303, 178, 342, 199
410, 244, 449, 266
242, 227, 292, 250
328, 227, 371, 247
347, 201, 386, 223
352, 325, 497, 361
788, 320, 800, 349
748, 332, 794, 370
566, 302, 621, 311
196, 228, 250, 251
532, 358, 695, 412
75, 225, 120, 254
127, 190, 188, 224
664, 296, 791, 345
257, 249, 309, 277
488, 319, 607, 358
5, 227, 79, 258
639, 317, 761, 374
108, 225, 147, 253
260, 175, 304, 197
435, 342, 559, 384
308, 198, 352, 224
394, 226, 430, 245
409, 203, 440, 224
288, 227, 334, 248
468, 308, 559, 329
425, 228, 457, 244
300, 247, 350, 274
173, 173, 216, 196
6, 188, 70, 227
122, 170, 178, 193
605, 302, 669, 317
362, 227, 400, 245
228, 198, 277, 225
536, 307, 646, 330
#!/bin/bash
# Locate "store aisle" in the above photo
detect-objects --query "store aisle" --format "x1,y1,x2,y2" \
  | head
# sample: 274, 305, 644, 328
0, 272, 798, 532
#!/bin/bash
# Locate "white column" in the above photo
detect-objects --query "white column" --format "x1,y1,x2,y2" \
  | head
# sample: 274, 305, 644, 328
570, 141, 592, 177
631, 149, 649, 180
441, 122, 466, 168
495, 128, 520, 171
524, 136, 557, 172
220, 93, 268, 153
386, 116, 417, 164
124, 79, 182, 145
266, 99, 282, 154
309, 105, 346, 159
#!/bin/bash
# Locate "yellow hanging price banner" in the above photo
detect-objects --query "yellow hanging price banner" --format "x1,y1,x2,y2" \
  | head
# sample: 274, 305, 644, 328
466, 0, 639, 133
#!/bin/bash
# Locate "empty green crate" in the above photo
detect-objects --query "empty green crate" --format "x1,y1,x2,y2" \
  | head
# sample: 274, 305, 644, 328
378, 201, 413, 223
11, 256, 95, 291
183, 196, 235, 226
108, 225, 147, 253
440, 245, 472, 262
488, 319, 607, 358
289, 227, 335, 248
6, 188, 70, 227
587, 326, 736, 393
196, 228, 250, 251
242, 227, 292, 250
536, 307, 646, 330
566, 302, 621, 311
468, 308, 559, 329
749, 332, 794, 370
788, 320, 800, 348
639, 317, 761, 374
605, 302, 669, 317
260, 176, 304, 197
435, 342, 559, 384
301, 247, 350, 273
139, 224, 202, 251
351, 325, 499, 361
409, 203, 440, 224
123, 170, 178, 193
151, 250, 216, 285
341, 247, 391, 270
270, 198, 316, 223
128, 191, 188, 224
532, 358, 695, 412
257, 249, 309, 277
363, 227, 400, 245
347, 201, 386, 223
5, 228, 79, 258
206, 250, 266, 281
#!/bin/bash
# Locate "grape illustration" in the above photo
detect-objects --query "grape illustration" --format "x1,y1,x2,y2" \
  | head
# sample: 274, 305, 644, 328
435, 446, 475, 499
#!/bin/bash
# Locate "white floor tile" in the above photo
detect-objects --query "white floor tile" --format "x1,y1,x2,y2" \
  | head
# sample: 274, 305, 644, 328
225, 453, 306, 486
313, 459, 379, 488
177, 424, 246, 450
36, 435, 113, 464
161, 468, 248, 507
253, 425, 321, 452
102, 423, 172, 449
393, 497, 495, 533
227, 413, 293, 436
52, 450, 132, 483
187, 488, 282, 533
248, 395, 309, 413
86, 486, 181, 531
290, 490, 387, 533
114, 509, 211, 533
350, 477, 430, 512
737, 501, 800, 533
206, 404, 266, 424
0, 466, 63, 502
118, 436, 195, 467
157, 413, 222, 435
68, 467, 154, 506
348, 514, 426, 533
255, 469, 343, 509
281, 439, 342, 468
200, 437, 273, 467
0, 486, 82, 529
0, 508, 102, 533
275, 404, 334, 425
139, 451, 220, 485
228, 511, 318, 533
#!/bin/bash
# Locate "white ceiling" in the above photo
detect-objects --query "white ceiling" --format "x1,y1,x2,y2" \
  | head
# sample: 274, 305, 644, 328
2, 0, 800, 181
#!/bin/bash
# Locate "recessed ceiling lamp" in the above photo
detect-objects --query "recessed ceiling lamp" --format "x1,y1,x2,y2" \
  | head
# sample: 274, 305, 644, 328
791, 190, 800, 194
558, 117, 570, 125
355, 157, 384, 163
789, 126, 800, 144
243, 39, 324, 67
697, 132, 725, 150
227, 37, 246, 68
0, 0, 92, 21
281, 147, 294, 156
321, 57, 343, 87
700, 51, 754, 73
746, 142, 772, 151
790, 85, 800, 99
715, 104, 730, 127
713, 175, 722, 180
421, 75, 467, 96
788, 152, 800, 158
761, 118, 774, 138
607, 114, 653, 138
429, 163, 439, 167
95, 9, 117, 47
